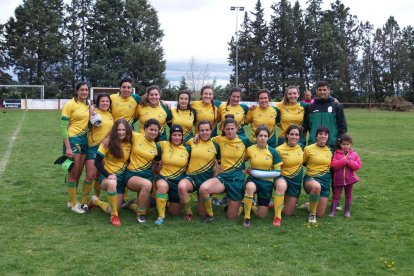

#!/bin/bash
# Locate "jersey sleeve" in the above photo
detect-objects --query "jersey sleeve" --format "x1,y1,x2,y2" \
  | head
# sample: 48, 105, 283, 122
240, 104, 249, 114
245, 110, 253, 124
212, 140, 221, 160
154, 143, 162, 161
214, 99, 222, 108
241, 136, 252, 147
132, 94, 141, 103
269, 147, 283, 168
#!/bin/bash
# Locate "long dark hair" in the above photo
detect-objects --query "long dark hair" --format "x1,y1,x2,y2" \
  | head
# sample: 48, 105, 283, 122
335, 133, 353, 150
176, 90, 192, 113
221, 118, 238, 136
226, 87, 241, 109
284, 124, 303, 143
200, 85, 216, 122
141, 85, 161, 107
74, 81, 89, 103
108, 119, 132, 159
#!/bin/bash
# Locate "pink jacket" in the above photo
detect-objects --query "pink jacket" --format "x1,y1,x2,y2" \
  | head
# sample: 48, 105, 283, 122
330, 149, 362, 186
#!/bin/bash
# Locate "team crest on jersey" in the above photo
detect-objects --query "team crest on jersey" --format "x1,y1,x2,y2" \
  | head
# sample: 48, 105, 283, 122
208, 148, 215, 153
129, 104, 133, 108
150, 149, 156, 154
180, 153, 188, 158
328, 106, 333, 113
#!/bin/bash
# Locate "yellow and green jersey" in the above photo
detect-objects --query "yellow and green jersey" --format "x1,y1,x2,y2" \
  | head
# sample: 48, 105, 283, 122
303, 143, 332, 177
212, 135, 251, 174
137, 103, 172, 140
275, 101, 306, 138
245, 106, 278, 147
87, 109, 114, 146
186, 138, 219, 176
158, 141, 190, 179
191, 100, 221, 136
61, 97, 89, 138
110, 93, 140, 125
170, 108, 195, 142
276, 143, 304, 177
127, 132, 161, 173
217, 103, 249, 136
97, 141, 131, 175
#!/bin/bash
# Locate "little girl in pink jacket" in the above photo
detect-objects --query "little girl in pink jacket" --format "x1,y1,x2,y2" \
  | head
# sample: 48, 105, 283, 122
329, 134, 362, 217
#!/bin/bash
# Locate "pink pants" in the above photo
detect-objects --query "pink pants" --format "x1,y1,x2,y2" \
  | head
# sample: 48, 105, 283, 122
332, 184, 354, 204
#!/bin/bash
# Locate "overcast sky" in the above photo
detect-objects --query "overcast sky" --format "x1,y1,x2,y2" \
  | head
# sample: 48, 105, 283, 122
1, 0, 413, 65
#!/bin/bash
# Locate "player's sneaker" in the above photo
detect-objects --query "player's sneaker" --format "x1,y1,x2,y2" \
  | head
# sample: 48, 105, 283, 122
71, 203, 85, 214
154, 217, 165, 225
273, 217, 281, 227
219, 196, 227, 205
81, 203, 89, 213
212, 198, 220, 207
308, 214, 317, 224
202, 215, 214, 223
243, 219, 251, 228
121, 199, 136, 209
184, 214, 193, 222
136, 214, 146, 224
111, 215, 121, 226
299, 202, 310, 211
88, 195, 98, 209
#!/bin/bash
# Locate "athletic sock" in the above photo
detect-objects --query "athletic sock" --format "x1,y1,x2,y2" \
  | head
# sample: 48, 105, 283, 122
108, 191, 118, 217
156, 193, 168, 218
273, 194, 284, 219
129, 203, 139, 215
137, 207, 146, 216
93, 197, 110, 214
309, 193, 320, 215
123, 187, 129, 202
93, 179, 101, 198
243, 195, 254, 219
202, 196, 214, 217
182, 198, 192, 215
81, 180, 92, 205
67, 182, 77, 207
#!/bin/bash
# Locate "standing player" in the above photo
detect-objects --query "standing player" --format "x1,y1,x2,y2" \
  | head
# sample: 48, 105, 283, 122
170, 90, 196, 142
61, 82, 90, 214
110, 77, 141, 127
191, 85, 221, 137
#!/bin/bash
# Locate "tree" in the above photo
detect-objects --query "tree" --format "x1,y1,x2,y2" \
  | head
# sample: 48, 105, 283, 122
4, 0, 67, 97
0, 24, 13, 84
400, 26, 414, 101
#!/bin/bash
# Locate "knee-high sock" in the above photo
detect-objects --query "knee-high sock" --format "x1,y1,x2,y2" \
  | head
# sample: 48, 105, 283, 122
202, 196, 213, 217
92, 197, 110, 214
108, 192, 118, 217
182, 198, 192, 215
68, 182, 77, 206
309, 193, 320, 215
156, 193, 168, 218
273, 194, 285, 219
81, 180, 92, 205
93, 179, 101, 198
243, 195, 253, 219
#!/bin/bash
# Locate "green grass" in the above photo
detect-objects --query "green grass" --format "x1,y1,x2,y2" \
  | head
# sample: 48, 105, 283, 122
0, 109, 413, 274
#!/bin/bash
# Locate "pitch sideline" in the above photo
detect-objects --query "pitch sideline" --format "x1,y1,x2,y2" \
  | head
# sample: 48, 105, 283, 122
0, 111, 26, 179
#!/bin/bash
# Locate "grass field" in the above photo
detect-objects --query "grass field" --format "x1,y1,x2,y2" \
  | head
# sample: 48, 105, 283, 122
0, 109, 413, 275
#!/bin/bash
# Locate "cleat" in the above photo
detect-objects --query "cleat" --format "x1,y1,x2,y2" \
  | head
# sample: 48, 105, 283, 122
273, 217, 281, 227
121, 199, 136, 209
88, 195, 98, 209
136, 214, 146, 224
308, 214, 317, 224
219, 196, 227, 205
67, 202, 71, 208
212, 198, 220, 207
154, 217, 165, 225
70, 203, 85, 214
81, 203, 89, 213
243, 219, 251, 228
299, 202, 310, 211
268, 202, 274, 209
202, 215, 214, 223
111, 215, 121, 226
184, 214, 193, 222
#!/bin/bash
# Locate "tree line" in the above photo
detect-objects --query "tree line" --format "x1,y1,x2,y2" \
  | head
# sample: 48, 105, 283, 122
228, 0, 414, 102
0, 0, 413, 103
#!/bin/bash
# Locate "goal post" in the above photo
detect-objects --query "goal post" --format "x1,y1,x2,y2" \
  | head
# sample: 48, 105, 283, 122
0, 85, 44, 99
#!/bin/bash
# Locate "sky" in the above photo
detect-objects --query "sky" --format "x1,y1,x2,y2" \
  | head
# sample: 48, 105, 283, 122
1, 0, 413, 84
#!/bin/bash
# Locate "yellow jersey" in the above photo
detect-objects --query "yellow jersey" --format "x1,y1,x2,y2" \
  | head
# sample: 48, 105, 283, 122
191, 100, 221, 135
110, 93, 140, 125
212, 136, 251, 173
97, 141, 131, 175
61, 98, 89, 137
303, 143, 333, 177
87, 109, 114, 146
127, 132, 161, 172
217, 103, 249, 136
275, 102, 306, 138
170, 108, 195, 142
158, 141, 190, 179
186, 138, 219, 176
245, 106, 278, 143
137, 103, 172, 140
276, 143, 304, 177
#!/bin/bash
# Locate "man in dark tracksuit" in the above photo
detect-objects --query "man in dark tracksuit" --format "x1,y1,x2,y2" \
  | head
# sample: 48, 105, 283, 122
303, 81, 347, 148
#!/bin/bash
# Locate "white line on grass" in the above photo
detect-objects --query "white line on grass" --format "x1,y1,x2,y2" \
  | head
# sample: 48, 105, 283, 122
0, 111, 26, 179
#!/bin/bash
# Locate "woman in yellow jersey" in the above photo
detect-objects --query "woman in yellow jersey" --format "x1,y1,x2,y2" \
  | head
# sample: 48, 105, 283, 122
178, 120, 219, 221
91, 119, 132, 226
110, 77, 141, 127
199, 118, 251, 222
275, 86, 307, 146
169, 90, 195, 142
61, 82, 90, 214
217, 87, 249, 137
303, 126, 333, 224
154, 125, 191, 225
243, 126, 283, 228
124, 119, 161, 224
191, 84, 221, 136
82, 94, 114, 211
275, 125, 304, 223
137, 85, 172, 141
245, 89, 278, 148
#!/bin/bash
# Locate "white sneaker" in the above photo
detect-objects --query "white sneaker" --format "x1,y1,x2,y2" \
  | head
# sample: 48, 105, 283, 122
308, 214, 317, 224
299, 202, 310, 211
71, 203, 85, 214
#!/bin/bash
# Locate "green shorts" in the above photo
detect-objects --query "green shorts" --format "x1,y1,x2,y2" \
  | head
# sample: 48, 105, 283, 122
124, 169, 154, 186
303, 172, 331, 198
186, 171, 213, 192
99, 170, 127, 194
216, 170, 246, 201
246, 176, 273, 206
86, 144, 99, 160
156, 175, 184, 203
63, 135, 88, 154
277, 171, 303, 198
